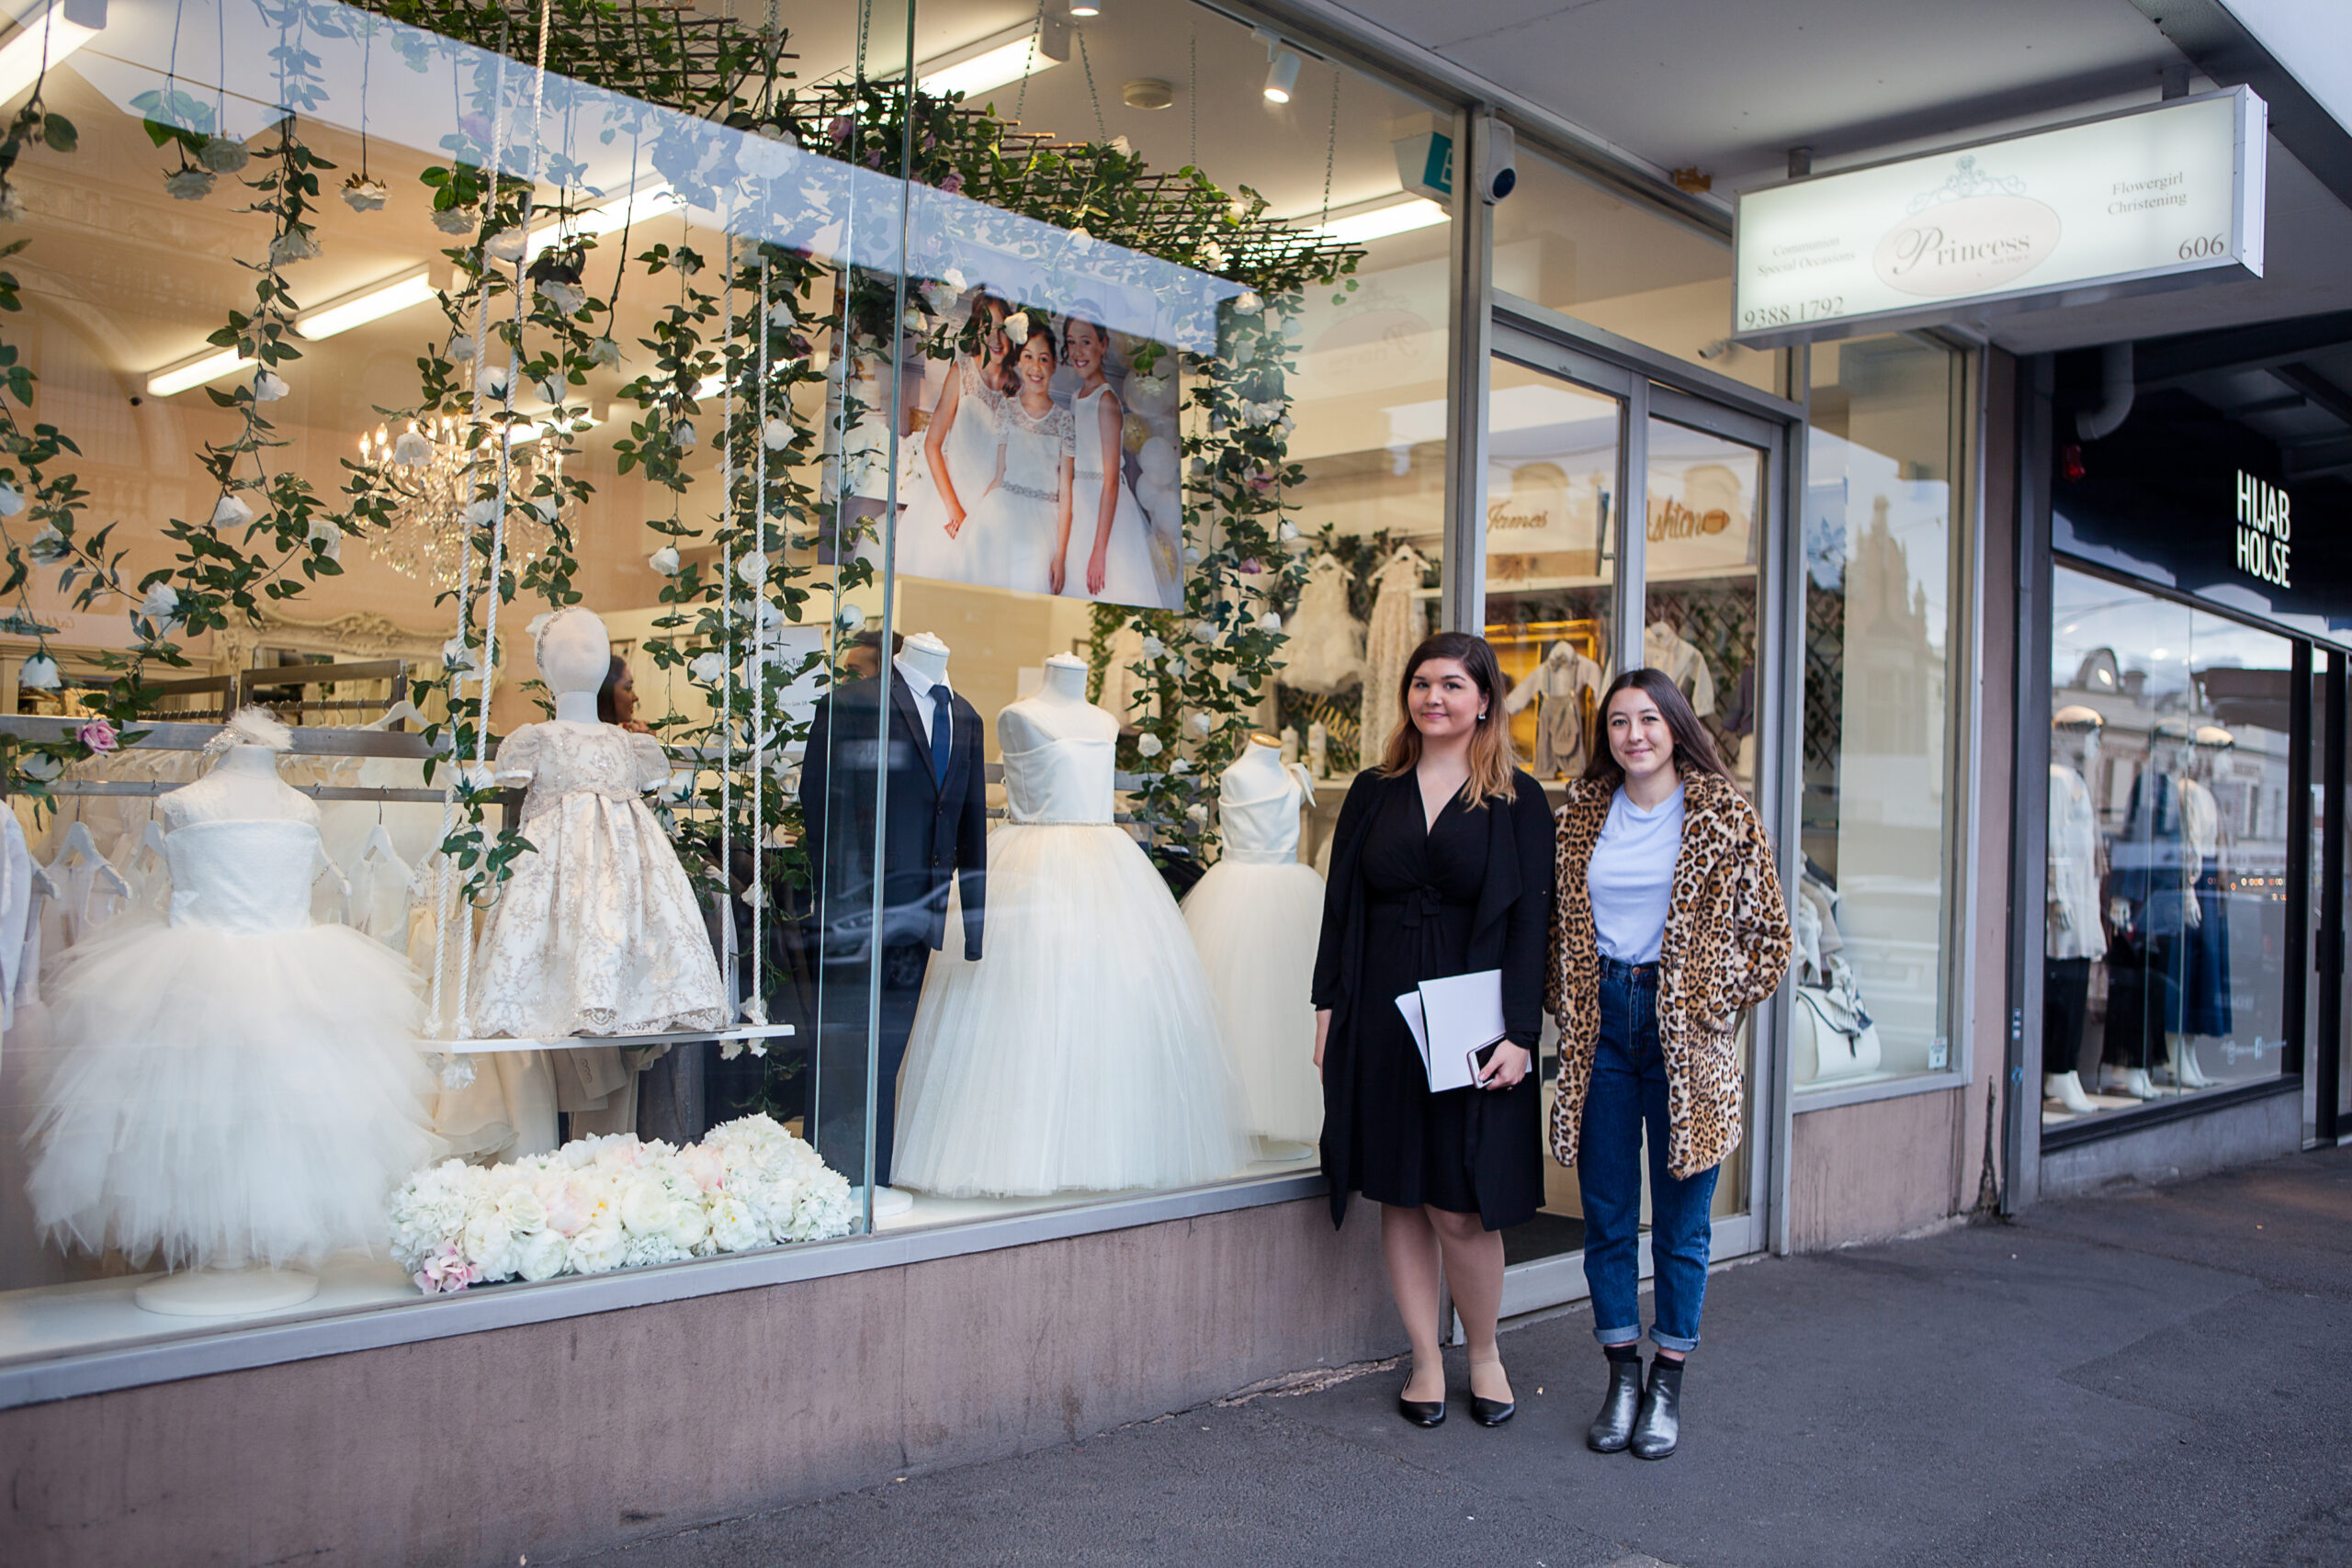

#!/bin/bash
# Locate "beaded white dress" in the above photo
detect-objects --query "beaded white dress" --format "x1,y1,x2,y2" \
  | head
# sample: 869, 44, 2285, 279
469, 721, 727, 1040
892, 729, 1251, 1197
1279, 556, 1367, 694
963, 394, 1075, 595
25, 815, 439, 1269
1182, 760, 1326, 1145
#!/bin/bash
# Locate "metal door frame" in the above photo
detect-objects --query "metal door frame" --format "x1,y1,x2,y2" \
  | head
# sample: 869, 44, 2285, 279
1477, 303, 1800, 1315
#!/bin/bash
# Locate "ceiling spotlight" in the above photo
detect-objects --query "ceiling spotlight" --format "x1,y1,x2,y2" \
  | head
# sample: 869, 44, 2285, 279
1067, 0, 1101, 17
1263, 46, 1301, 104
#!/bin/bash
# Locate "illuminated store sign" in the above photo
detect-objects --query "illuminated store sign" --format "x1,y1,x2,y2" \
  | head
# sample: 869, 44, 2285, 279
2233, 469, 2292, 587
1733, 88, 2266, 345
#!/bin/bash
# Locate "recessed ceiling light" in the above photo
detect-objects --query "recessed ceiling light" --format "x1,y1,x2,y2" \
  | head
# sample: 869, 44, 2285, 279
1122, 77, 1172, 111
1310, 197, 1448, 244
0, 1, 103, 107
146, 347, 252, 399
293, 267, 435, 341
920, 30, 1060, 102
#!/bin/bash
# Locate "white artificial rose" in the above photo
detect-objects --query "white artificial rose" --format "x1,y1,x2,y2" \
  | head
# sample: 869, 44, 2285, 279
649, 545, 682, 576
1192, 620, 1217, 644
666, 1200, 710, 1253
18, 653, 60, 691
617, 1179, 675, 1236
761, 417, 791, 451
1185, 803, 1209, 825
767, 298, 797, 330
568, 1216, 626, 1274
497, 1186, 548, 1235
253, 371, 290, 401
1259, 612, 1283, 632
484, 228, 526, 261
689, 651, 728, 684
441, 637, 480, 674
737, 136, 793, 181
27, 525, 66, 564
1135, 732, 1163, 758
390, 430, 433, 467
1139, 635, 1165, 660
462, 1212, 517, 1280
1186, 711, 1213, 739
461, 498, 499, 528
475, 363, 512, 400
674, 419, 697, 450
707, 1194, 762, 1251
1232, 290, 1262, 315
737, 551, 769, 587
0, 480, 21, 516
140, 582, 182, 622
514, 1228, 569, 1281
211, 493, 254, 528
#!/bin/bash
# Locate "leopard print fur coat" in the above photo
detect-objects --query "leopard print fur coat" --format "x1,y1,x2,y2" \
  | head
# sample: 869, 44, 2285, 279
1544, 769, 1793, 1179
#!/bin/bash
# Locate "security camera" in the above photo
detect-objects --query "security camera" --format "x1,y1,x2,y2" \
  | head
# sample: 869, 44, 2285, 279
1476, 116, 1517, 205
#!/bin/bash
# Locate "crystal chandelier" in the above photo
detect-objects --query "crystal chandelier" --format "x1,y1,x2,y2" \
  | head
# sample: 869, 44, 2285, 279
356, 415, 573, 592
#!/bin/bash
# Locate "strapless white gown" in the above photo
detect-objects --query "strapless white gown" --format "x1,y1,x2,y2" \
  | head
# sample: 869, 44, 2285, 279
893, 734, 1250, 1196
1182, 765, 1327, 1145
24, 818, 439, 1269
1067, 383, 1163, 610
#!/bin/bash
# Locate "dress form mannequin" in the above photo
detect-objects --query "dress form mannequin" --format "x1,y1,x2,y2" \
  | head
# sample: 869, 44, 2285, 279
2102, 724, 2194, 1102
2170, 727, 2232, 1090
898, 630, 951, 689
2044, 712, 2102, 1115
997, 652, 1116, 750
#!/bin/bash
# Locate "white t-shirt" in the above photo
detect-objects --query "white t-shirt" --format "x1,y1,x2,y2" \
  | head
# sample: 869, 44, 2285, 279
1589, 781, 1687, 964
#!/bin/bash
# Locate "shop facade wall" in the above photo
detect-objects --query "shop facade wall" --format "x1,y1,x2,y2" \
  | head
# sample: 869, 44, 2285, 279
1, 1196, 1390, 1568
2038, 1090, 2301, 1200
1788, 1089, 1964, 1250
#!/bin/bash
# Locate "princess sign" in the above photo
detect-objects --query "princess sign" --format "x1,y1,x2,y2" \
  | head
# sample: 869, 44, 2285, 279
1732, 88, 2267, 345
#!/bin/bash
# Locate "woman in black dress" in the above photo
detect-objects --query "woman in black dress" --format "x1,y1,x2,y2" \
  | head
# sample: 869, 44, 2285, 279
1312, 631, 1554, 1429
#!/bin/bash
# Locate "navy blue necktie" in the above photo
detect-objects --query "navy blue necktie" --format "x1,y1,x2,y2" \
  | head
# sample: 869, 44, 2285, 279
929, 688, 952, 790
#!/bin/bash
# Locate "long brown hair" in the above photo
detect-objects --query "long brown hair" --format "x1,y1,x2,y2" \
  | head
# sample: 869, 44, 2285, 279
1579, 666, 1735, 791
1378, 631, 1520, 804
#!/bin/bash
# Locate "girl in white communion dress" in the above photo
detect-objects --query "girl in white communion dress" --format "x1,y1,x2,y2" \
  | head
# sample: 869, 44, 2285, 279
959, 318, 1075, 596
1059, 315, 1161, 609
25, 708, 439, 1271
895, 291, 1012, 586
892, 655, 1250, 1197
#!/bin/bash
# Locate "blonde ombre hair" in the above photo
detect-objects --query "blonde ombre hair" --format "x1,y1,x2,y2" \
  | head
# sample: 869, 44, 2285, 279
1377, 631, 1521, 804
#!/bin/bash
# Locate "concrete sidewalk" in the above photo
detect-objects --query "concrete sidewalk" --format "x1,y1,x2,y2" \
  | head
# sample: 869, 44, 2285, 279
570, 1146, 2352, 1568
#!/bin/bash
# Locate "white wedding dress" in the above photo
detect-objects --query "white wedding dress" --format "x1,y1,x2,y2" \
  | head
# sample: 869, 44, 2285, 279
25, 817, 439, 1269
1067, 383, 1163, 610
1182, 761, 1326, 1145
892, 734, 1251, 1197
1279, 555, 1367, 694
469, 721, 728, 1040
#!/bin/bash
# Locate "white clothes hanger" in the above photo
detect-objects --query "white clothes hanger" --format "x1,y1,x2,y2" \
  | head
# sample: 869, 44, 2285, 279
51, 818, 131, 900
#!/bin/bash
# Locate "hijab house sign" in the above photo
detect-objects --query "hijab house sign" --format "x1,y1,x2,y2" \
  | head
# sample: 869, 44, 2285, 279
1733, 88, 2266, 346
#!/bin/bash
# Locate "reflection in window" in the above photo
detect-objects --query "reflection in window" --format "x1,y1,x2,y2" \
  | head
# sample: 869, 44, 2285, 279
2042, 572, 2294, 1130
1800, 335, 1962, 1090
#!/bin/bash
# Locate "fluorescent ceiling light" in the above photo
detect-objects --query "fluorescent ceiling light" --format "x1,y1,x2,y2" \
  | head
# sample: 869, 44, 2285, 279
1311, 197, 1448, 245
526, 183, 677, 257
146, 347, 251, 398
0, 4, 99, 106
293, 267, 435, 341
508, 412, 594, 446
920, 31, 1057, 101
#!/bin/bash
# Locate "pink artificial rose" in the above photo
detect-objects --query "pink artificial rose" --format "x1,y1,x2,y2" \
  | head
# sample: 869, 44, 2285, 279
827, 115, 854, 145
76, 717, 118, 753
414, 1243, 476, 1294
1238, 558, 1263, 575
544, 1179, 592, 1237
939, 171, 964, 195
684, 1147, 727, 1194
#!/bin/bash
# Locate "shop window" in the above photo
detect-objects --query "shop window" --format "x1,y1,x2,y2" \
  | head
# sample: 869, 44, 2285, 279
1797, 334, 1965, 1095
1494, 149, 1784, 397
0, 0, 1446, 1365
2041, 568, 2295, 1132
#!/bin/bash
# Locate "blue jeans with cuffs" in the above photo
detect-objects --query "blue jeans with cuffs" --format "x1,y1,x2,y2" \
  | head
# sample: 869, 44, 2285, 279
1578, 956, 1720, 1355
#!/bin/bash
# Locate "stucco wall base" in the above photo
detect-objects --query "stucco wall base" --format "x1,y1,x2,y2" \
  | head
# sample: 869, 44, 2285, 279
2038, 1089, 2302, 1200
0, 1195, 1391, 1568
1790, 1089, 1964, 1250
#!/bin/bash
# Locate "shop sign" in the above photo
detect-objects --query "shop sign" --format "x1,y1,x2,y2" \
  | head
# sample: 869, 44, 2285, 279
1733, 88, 2266, 346
2233, 469, 2291, 588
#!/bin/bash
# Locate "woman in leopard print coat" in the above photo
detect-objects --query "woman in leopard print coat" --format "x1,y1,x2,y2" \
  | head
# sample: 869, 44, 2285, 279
1546, 667, 1792, 1461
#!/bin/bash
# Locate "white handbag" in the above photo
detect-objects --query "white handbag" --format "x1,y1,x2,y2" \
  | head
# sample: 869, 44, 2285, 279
1791, 962, 1882, 1085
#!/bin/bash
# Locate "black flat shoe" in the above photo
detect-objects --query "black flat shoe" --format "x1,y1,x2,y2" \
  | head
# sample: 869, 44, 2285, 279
1630, 1357, 1683, 1460
1396, 1393, 1447, 1427
1587, 1357, 1643, 1452
1469, 1394, 1515, 1427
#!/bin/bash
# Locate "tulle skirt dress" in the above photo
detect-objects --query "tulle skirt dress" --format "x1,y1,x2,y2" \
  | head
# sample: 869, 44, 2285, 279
1067, 468, 1162, 610
25, 917, 441, 1269
892, 823, 1252, 1197
1182, 858, 1327, 1145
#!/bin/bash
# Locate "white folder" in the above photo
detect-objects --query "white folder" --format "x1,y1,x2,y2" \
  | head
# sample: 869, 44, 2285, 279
1395, 968, 1508, 1093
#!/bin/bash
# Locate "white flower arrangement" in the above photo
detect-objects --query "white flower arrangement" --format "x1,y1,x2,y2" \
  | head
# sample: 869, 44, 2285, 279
390, 1115, 853, 1293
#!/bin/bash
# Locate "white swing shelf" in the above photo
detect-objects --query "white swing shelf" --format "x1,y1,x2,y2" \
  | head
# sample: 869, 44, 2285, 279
428, 1023, 797, 1055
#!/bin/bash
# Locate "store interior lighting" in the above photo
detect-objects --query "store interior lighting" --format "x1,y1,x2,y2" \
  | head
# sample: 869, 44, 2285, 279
919, 27, 1059, 101
293, 268, 435, 341
526, 183, 678, 258
145, 347, 251, 399
1311, 196, 1449, 244
1262, 43, 1301, 104
0, 0, 103, 106
1067, 1, 1101, 17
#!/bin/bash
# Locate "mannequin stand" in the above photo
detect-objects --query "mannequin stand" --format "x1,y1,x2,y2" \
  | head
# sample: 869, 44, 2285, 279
2042, 1070, 2096, 1114
858, 1186, 916, 1219
134, 1265, 321, 1317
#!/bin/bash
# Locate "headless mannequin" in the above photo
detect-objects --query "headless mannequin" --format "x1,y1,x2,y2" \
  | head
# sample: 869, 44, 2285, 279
1226, 734, 1289, 794
898, 630, 951, 690
1000, 653, 1116, 750
2170, 734, 2231, 1091
2104, 732, 2193, 1102
2044, 723, 2100, 1114
140, 725, 325, 1316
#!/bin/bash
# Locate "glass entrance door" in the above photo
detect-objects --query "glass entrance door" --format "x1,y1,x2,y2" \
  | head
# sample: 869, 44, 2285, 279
1483, 325, 1786, 1317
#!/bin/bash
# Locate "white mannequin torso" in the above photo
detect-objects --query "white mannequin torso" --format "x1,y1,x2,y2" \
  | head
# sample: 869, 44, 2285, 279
163, 746, 317, 829
999, 655, 1116, 750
